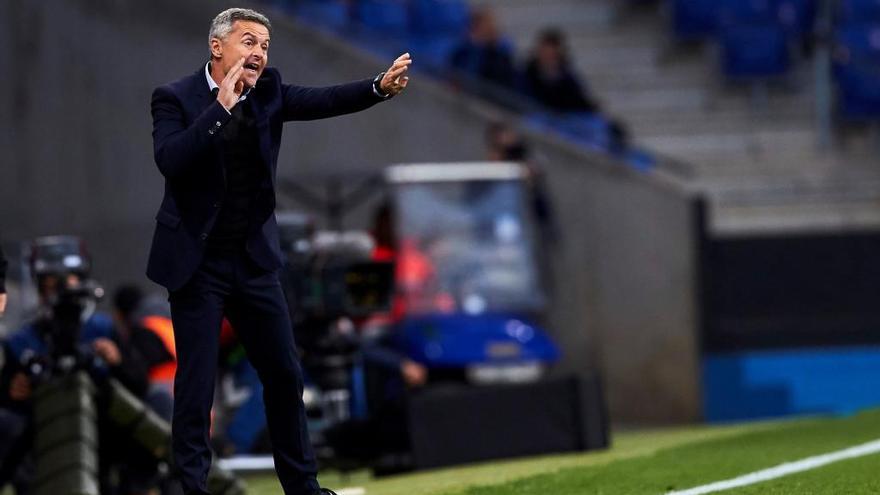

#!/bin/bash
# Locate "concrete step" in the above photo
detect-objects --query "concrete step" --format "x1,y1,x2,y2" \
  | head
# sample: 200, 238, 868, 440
628, 118, 817, 143
639, 127, 819, 164
600, 87, 816, 118
693, 152, 880, 182
711, 200, 880, 235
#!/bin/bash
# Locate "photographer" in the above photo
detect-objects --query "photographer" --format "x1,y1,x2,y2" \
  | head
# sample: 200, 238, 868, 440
0, 237, 156, 495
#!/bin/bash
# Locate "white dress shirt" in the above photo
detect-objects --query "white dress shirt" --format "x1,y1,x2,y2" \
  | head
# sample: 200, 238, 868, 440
206, 61, 251, 114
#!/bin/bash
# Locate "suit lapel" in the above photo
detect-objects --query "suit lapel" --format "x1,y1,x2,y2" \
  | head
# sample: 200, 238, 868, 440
249, 87, 275, 184
192, 64, 214, 113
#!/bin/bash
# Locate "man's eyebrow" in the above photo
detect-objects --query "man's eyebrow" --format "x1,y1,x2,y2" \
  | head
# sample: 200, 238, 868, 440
241, 31, 270, 42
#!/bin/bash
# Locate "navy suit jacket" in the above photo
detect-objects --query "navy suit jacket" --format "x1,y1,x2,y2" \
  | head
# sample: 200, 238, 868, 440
148, 65, 385, 291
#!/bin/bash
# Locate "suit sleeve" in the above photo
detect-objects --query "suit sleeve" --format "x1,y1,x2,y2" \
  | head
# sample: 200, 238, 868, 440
281, 78, 385, 121
151, 86, 233, 180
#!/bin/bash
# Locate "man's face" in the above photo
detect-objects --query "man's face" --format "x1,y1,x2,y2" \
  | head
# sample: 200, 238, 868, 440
38, 273, 82, 303
470, 13, 498, 44
211, 20, 270, 88
537, 41, 562, 70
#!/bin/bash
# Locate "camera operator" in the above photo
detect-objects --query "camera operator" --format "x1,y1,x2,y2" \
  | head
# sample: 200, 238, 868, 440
0, 237, 157, 495
112, 285, 176, 421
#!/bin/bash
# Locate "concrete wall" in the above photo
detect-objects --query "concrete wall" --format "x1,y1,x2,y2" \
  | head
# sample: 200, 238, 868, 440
0, 0, 701, 423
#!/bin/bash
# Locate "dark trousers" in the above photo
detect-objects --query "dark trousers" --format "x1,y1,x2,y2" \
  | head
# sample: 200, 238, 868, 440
169, 249, 318, 495
0, 408, 32, 495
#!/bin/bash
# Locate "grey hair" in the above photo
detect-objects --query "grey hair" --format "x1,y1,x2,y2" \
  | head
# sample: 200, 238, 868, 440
209, 8, 272, 44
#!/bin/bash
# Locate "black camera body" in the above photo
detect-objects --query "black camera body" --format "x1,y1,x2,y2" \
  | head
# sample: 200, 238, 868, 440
26, 281, 106, 382
276, 214, 396, 461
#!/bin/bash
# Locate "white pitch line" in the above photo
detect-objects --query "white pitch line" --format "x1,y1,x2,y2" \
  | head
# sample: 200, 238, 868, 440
667, 438, 880, 495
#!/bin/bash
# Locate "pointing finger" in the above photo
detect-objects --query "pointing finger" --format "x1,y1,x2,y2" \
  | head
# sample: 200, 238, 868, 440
390, 58, 413, 70
387, 64, 409, 80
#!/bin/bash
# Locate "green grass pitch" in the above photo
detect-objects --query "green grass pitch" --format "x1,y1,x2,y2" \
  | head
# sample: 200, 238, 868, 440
241, 409, 880, 495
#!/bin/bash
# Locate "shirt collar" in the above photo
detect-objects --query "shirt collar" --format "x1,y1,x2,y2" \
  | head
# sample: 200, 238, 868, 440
205, 61, 253, 101
205, 61, 220, 93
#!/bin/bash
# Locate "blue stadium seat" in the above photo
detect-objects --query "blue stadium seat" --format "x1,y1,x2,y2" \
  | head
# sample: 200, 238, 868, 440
836, 62, 880, 120
833, 25, 880, 76
777, 0, 817, 38
355, 0, 409, 35
406, 0, 469, 68
294, 0, 351, 30
669, 0, 720, 40
410, 0, 470, 36
720, 24, 790, 78
833, 25, 880, 120
717, 0, 816, 38
551, 113, 615, 151
838, 0, 880, 25
717, 0, 778, 26
715, 0, 791, 79
407, 35, 459, 69
624, 149, 657, 172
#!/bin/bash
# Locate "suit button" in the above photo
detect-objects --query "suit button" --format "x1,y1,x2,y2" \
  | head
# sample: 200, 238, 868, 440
200, 233, 208, 240
215, 121, 222, 127
213, 202, 221, 208
208, 129, 215, 135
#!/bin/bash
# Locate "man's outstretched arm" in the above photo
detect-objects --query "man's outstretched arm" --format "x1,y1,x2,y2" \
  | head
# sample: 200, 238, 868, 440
282, 53, 411, 121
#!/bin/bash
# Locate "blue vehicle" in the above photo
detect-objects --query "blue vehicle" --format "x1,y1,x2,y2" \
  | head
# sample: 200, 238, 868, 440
386, 162, 561, 383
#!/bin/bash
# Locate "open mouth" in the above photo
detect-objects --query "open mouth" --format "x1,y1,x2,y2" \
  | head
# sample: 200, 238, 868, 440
244, 62, 259, 74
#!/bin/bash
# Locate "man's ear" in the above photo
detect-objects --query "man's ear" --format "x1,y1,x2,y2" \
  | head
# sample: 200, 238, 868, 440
210, 38, 223, 60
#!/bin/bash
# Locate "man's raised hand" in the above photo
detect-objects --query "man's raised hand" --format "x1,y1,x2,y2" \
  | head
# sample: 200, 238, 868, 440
380, 53, 412, 97
217, 57, 246, 111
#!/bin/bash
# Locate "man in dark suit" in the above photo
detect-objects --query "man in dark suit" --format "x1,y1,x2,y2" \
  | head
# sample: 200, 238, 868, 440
147, 7, 410, 495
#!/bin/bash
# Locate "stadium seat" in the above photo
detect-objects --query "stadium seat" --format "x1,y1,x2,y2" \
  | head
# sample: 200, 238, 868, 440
777, 0, 817, 38
410, 0, 470, 36
838, 0, 880, 25
715, 0, 791, 79
720, 24, 791, 78
354, 0, 409, 35
669, 0, 720, 40
623, 148, 657, 172
406, 34, 459, 69
294, 0, 351, 30
406, 0, 469, 69
836, 62, 880, 121
548, 112, 615, 152
833, 25, 880, 120
833, 24, 880, 68
717, 0, 779, 26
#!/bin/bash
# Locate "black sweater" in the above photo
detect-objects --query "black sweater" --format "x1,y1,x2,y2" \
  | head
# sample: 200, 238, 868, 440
208, 101, 266, 251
